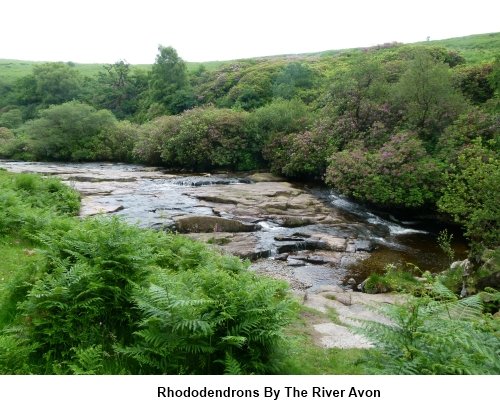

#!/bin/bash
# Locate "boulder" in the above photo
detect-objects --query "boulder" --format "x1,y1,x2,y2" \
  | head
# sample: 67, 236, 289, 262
305, 233, 347, 252
186, 232, 270, 261
354, 238, 377, 252
172, 215, 261, 233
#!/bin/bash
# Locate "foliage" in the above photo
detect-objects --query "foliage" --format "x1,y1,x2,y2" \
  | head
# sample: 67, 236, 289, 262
252, 98, 312, 139
437, 229, 455, 266
0, 171, 294, 375
86, 61, 149, 120
272, 62, 314, 100
0, 109, 23, 129
325, 132, 443, 207
264, 126, 335, 178
0, 171, 80, 238
19, 101, 117, 161
438, 138, 500, 258
358, 283, 500, 374
436, 109, 500, 165
135, 106, 262, 170
148, 46, 193, 116
32, 62, 83, 107
363, 263, 426, 294
120, 260, 293, 374
89, 120, 139, 162
391, 50, 467, 149
454, 63, 495, 104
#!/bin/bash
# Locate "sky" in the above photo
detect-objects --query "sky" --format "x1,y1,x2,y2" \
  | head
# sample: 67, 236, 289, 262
1, 0, 498, 64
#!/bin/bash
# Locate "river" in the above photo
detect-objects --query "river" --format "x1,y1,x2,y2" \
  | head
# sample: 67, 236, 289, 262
0, 160, 468, 290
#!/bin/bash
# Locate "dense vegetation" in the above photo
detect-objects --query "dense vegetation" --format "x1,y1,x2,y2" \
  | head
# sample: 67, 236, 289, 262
0, 171, 297, 374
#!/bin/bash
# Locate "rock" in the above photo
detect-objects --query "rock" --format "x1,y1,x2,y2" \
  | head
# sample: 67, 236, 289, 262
287, 259, 306, 267
315, 285, 345, 294
314, 323, 372, 349
306, 253, 342, 266
182, 181, 342, 227
172, 215, 261, 233
232, 216, 262, 223
354, 239, 377, 252
274, 235, 305, 242
477, 270, 500, 290
290, 254, 309, 261
280, 216, 316, 227
80, 204, 124, 216
186, 232, 270, 261
305, 234, 347, 252
276, 242, 305, 254
247, 172, 287, 182
274, 253, 289, 261
451, 259, 468, 270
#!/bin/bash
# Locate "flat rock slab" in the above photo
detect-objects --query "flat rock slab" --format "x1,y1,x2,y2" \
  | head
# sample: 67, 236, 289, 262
186, 232, 270, 260
182, 181, 343, 227
314, 323, 373, 349
79, 199, 124, 216
172, 214, 261, 233
291, 286, 404, 349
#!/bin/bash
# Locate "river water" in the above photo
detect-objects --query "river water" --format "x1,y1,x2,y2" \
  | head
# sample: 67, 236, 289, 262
0, 160, 468, 288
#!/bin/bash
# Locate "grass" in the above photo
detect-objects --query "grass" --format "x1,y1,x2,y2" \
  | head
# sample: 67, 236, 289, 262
281, 305, 368, 374
0, 235, 40, 286
0, 59, 234, 83
414, 32, 500, 65
2, 31, 498, 83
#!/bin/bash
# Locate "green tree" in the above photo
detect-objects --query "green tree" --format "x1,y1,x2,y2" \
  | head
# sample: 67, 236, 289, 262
438, 139, 500, 259
88, 60, 148, 120
0, 109, 23, 129
148, 45, 193, 116
32, 62, 83, 106
21, 101, 117, 161
272, 62, 314, 100
488, 54, 500, 112
392, 50, 467, 149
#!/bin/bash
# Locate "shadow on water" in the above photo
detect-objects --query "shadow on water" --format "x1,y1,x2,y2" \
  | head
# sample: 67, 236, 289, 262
318, 189, 469, 282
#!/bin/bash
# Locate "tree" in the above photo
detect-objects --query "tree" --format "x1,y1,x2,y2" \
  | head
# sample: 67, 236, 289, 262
21, 101, 116, 161
438, 139, 500, 259
272, 62, 314, 100
148, 45, 192, 115
89, 60, 148, 120
392, 50, 467, 149
32, 62, 83, 106
0, 109, 23, 129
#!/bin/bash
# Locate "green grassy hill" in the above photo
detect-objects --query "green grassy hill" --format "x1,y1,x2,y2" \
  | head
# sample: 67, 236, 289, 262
1, 31, 499, 83
413, 32, 500, 65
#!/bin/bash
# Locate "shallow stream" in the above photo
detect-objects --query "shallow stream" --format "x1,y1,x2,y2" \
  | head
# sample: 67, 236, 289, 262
0, 160, 468, 288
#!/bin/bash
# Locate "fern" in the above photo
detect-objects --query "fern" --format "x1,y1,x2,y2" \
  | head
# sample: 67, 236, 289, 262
357, 283, 500, 374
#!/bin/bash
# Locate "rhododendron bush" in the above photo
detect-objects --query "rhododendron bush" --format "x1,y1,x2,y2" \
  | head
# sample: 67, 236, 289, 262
325, 132, 443, 207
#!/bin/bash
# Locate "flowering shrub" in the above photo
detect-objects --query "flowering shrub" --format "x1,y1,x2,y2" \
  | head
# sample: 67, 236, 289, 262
134, 106, 262, 170
436, 109, 500, 165
325, 132, 443, 207
263, 127, 335, 177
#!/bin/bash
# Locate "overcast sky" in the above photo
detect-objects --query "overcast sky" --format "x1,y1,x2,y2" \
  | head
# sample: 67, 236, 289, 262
1, 0, 498, 64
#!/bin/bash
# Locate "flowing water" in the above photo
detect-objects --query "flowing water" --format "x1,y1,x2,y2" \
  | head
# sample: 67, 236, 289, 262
0, 160, 468, 288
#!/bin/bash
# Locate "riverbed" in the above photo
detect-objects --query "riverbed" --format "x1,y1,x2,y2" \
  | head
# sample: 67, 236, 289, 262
0, 160, 467, 290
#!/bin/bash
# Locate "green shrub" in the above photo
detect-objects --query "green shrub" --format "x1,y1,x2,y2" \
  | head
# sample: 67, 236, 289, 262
325, 132, 444, 208
358, 284, 500, 374
135, 106, 263, 170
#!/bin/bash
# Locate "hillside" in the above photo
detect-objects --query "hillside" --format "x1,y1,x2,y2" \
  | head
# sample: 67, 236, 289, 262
1, 31, 498, 83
